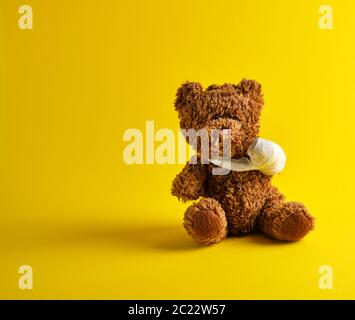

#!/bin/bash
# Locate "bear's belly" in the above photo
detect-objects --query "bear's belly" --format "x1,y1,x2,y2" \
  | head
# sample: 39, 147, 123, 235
206, 169, 272, 234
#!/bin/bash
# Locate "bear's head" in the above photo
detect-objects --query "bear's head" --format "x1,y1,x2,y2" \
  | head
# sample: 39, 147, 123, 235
174, 79, 264, 159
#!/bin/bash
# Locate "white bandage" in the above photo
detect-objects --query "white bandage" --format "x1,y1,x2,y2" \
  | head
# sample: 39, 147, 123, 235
210, 138, 286, 176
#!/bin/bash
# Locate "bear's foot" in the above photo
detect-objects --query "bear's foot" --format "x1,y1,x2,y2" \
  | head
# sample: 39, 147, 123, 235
261, 200, 315, 242
183, 197, 227, 245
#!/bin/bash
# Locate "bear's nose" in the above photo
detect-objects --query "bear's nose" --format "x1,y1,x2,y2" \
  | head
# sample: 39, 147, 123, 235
205, 118, 242, 132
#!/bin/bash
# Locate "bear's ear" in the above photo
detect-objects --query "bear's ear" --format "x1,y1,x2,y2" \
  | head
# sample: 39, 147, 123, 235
237, 79, 263, 101
174, 81, 203, 111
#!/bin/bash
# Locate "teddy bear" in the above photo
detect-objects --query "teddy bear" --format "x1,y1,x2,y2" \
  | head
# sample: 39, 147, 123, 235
171, 79, 315, 244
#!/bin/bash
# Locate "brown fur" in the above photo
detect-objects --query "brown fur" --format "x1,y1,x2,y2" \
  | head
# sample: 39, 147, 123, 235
172, 79, 315, 244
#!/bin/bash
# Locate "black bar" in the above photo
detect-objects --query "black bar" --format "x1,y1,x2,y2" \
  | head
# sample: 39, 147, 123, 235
0, 300, 354, 317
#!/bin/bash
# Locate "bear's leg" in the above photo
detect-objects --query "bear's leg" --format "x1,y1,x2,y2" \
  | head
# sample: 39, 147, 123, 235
183, 197, 228, 244
259, 187, 315, 241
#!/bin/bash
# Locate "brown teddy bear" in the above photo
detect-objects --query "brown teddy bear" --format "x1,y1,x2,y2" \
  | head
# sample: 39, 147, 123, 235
171, 79, 315, 244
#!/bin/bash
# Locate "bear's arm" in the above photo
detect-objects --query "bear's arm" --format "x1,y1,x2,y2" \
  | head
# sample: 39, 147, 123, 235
171, 160, 208, 202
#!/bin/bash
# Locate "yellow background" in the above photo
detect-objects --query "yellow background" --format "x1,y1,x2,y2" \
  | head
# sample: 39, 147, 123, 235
0, 0, 354, 299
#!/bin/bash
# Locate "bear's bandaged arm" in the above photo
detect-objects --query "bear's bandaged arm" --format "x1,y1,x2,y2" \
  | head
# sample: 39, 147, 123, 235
210, 138, 286, 176
171, 158, 208, 202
